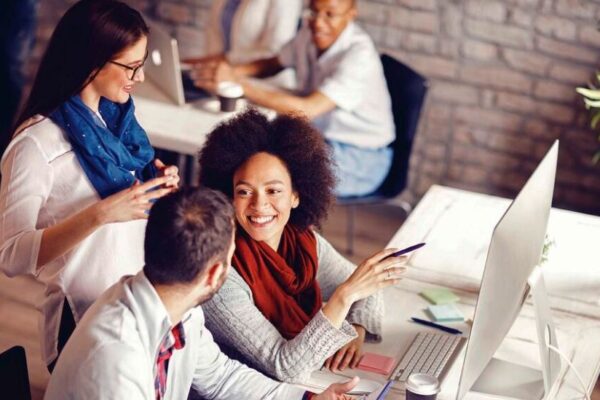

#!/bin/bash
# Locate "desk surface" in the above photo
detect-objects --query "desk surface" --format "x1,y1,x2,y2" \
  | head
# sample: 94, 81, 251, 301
132, 79, 273, 156
308, 185, 600, 400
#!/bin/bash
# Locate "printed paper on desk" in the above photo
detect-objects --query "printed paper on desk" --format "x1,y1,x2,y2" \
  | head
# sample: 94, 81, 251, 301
364, 380, 393, 400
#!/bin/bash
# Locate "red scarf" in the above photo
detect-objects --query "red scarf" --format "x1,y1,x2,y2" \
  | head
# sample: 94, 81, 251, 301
232, 225, 322, 339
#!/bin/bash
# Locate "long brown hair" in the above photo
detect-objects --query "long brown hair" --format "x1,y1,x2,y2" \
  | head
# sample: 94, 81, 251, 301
12, 0, 148, 134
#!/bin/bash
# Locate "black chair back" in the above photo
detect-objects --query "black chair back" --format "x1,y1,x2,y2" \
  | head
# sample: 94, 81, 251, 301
376, 54, 428, 197
0, 346, 31, 400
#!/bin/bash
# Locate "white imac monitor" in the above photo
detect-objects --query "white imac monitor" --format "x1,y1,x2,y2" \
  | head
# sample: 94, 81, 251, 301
457, 140, 562, 400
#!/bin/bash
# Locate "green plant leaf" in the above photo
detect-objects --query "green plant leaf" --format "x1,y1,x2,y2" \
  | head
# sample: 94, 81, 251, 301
584, 98, 600, 108
593, 151, 600, 164
591, 111, 600, 129
576, 87, 600, 99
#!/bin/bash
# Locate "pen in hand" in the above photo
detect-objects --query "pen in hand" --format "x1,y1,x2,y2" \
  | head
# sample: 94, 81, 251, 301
410, 317, 463, 335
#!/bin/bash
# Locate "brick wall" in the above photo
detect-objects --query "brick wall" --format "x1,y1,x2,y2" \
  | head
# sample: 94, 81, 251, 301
30, 0, 600, 215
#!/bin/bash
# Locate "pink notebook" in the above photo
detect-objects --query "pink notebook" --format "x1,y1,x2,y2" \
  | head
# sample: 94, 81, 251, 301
357, 352, 396, 375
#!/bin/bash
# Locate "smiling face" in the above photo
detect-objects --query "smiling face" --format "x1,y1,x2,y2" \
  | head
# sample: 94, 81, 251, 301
308, 0, 357, 53
88, 35, 147, 104
233, 152, 299, 251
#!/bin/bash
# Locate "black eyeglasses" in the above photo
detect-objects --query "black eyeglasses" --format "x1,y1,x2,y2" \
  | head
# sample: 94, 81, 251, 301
108, 51, 148, 80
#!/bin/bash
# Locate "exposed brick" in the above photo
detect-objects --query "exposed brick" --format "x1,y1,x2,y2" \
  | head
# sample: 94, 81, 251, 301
509, 9, 534, 27
382, 27, 405, 50
537, 36, 598, 64
459, 65, 533, 94
465, 19, 534, 49
423, 121, 452, 141
431, 82, 479, 105
503, 49, 551, 76
578, 25, 600, 47
357, 2, 389, 25
403, 32, 438, 54
421, 160, 447, 177
448, 164, 488, 184
555, 0, 597, 20
524, 118, 562, 140
465, 1, 507, 23
442, 4, 463, 38
462, 40, 498, 61
400, 53, 459, 79
157, 2, 192, 24
439, 39, 460, 59
537, 102, 575, 124
481, 90, 496, 108
534, 16, 577, 41
454, 106, 523, 131
506, 0, 541, 10
422, 141, 447, 160
397, 0, 437, 11
534, 81, 577, 102
451, 144, 522, 169
426, 104, 453, 121
488, 132, 534, 156
389, 9, 439, 34
496, 92, 537, 114
548, 63, 593, 85
490, 170, 529, 192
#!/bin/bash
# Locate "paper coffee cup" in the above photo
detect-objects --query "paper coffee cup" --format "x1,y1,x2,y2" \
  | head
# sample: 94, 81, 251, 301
405, 373, 440, 400
217, 81, 244, 112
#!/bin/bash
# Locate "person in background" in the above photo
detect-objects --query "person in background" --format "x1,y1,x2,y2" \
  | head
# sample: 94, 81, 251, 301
0, 0, 37, 156
0, 0, 179, 371
45, 187, 359, 400
192, 0, 395, 197
198, 109, 407, 383
184, 0, 302, 88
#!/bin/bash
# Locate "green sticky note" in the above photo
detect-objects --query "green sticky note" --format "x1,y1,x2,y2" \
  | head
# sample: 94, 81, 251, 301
427, 304, 464, 322
420, 288, 460, 305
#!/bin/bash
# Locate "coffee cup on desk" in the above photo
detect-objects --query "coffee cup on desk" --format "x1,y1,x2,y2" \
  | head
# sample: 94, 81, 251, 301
217, 81, 244, 112
405, 373, 440, 400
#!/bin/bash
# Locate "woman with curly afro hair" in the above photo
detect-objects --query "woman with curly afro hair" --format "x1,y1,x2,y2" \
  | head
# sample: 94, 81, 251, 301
198, 108, 408, 383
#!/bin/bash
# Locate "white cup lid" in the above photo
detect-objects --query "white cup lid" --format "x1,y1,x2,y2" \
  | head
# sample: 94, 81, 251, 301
406, 373, 440, 396
217, 81, 244, 97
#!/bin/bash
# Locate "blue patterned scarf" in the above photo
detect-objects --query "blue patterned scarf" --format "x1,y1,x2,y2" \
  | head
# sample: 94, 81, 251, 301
50, 96, 156, 198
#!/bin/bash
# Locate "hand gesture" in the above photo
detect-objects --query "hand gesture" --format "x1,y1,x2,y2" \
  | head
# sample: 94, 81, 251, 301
324, 325, 365, 372
154, 159, 180, 189
339, 248, 408, 305
190, 59, 236, 93
312, 376, 359, 400
94, 175, 174, 224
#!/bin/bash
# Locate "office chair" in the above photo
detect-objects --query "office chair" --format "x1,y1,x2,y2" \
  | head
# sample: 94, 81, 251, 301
337, 54, 428, 254
0, 346, 32, 400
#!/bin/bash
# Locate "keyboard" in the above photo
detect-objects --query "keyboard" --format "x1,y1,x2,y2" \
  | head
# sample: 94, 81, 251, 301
390, 332, 466, 382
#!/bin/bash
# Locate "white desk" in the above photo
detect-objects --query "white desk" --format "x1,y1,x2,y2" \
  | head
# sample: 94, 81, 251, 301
132, 80, 243, 155
308, 185, 600, 399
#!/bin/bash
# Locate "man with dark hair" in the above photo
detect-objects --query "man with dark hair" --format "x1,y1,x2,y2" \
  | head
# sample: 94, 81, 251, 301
45, 188, 358, 399
190, 0, 395, 198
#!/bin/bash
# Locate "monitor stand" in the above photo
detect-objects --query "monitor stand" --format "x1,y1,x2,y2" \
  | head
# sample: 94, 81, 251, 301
471, 266, 563, 400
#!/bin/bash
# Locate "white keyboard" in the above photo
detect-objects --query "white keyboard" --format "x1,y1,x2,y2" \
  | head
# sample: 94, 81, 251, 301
390, 332, 466, 382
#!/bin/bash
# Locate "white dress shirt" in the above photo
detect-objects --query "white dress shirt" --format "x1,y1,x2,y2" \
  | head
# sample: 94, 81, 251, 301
206, 0, 302, 63
0, 116, 146, 364
279, 22, 395, 149
44, 271, 307, 400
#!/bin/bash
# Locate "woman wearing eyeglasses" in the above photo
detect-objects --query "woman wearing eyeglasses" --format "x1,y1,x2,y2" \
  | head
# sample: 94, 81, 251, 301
0, 0, 179, 371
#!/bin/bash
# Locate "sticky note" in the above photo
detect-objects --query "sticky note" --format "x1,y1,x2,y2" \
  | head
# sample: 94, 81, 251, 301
420, 288, 460, 305
357, 352, 396, 375
427, 304, 464, 322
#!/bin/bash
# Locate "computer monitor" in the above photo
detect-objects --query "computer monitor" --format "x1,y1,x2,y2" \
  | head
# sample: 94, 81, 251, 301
457, 140, 562, 400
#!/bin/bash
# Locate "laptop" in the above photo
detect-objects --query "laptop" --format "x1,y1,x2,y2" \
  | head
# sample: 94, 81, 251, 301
145, 20, 209, 105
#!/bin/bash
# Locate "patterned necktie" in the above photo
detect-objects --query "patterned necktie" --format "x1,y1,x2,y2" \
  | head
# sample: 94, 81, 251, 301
155, 322, 186, 400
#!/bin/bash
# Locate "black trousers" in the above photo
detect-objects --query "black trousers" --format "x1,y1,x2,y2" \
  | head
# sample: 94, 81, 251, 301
46, 299, 76, 373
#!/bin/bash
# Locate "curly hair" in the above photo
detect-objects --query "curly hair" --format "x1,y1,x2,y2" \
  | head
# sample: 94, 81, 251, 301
198, 108, 336, 229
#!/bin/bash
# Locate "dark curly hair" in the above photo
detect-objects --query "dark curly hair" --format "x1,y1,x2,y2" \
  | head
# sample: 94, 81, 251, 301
198, 108, 336, 229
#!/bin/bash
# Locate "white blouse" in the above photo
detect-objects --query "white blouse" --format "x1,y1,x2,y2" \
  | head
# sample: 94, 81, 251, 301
0, 116, 146, 364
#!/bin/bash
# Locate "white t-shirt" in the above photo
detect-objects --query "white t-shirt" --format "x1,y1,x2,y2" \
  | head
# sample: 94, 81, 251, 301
0, 116, 146, 364
279, 22, 395, 149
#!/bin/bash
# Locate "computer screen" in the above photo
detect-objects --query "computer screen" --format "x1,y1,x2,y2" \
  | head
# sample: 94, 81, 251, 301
457, 140, 560, 399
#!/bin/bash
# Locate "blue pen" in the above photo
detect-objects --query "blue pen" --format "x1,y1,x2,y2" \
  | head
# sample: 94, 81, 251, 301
411, 317, 463, 335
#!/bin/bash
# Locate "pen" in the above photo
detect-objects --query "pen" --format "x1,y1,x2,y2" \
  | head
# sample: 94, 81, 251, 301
410, 317, 463, 335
